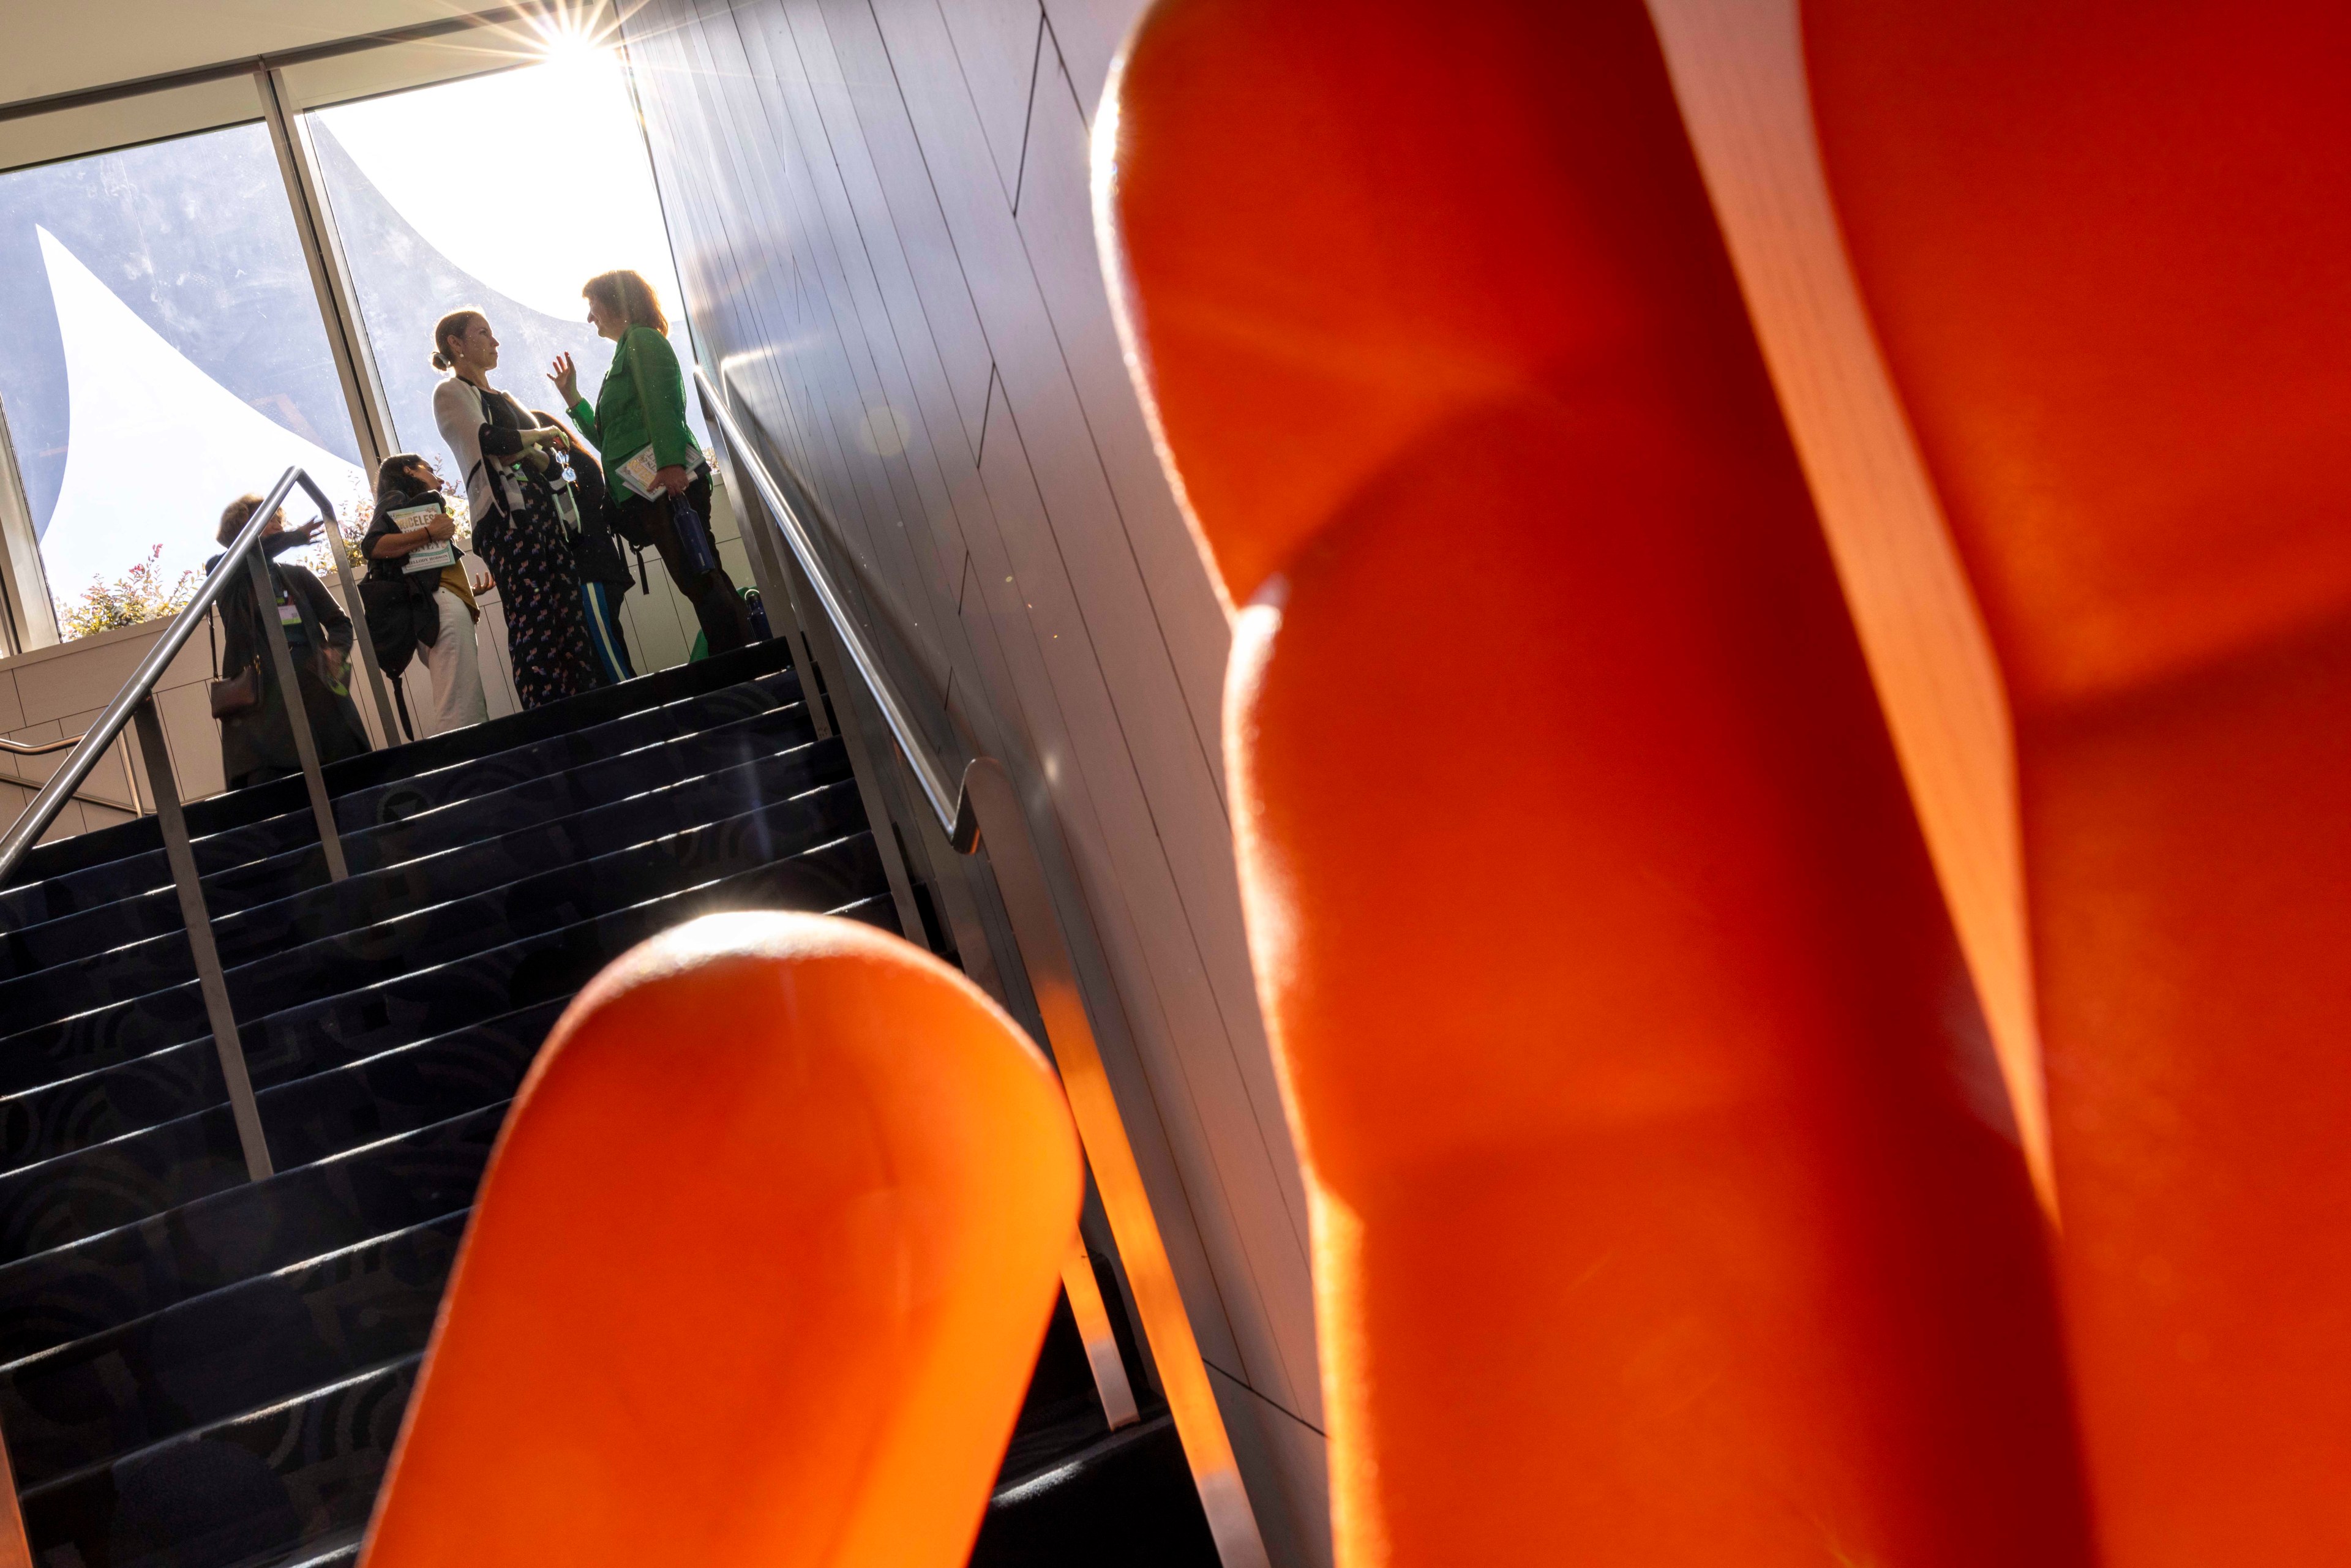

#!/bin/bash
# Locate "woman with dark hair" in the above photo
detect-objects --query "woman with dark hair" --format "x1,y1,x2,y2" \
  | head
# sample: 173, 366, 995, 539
430, 307, 601, 710
208, 494, 369, 790
362, 452, 488, 733
550, 269, 754, 658
531, 408, 637, 685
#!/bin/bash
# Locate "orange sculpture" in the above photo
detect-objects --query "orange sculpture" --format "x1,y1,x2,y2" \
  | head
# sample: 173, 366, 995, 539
358, 912, 1082, 1568
1100, 1, 2088, 1562
1805, 4, 2351, 1561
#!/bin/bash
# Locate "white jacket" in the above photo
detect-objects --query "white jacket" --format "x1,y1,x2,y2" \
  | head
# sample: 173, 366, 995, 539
432, 375, 530, 523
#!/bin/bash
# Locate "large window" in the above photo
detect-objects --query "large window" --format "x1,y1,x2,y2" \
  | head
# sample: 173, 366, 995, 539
0, 32, 702, 647
309, 50, 705, 497
0, 122, 361, 621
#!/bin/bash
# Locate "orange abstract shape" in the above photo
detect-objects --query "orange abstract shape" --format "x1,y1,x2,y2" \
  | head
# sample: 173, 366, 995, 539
1101, 1, 2088, 1563
358, 912, 1082, 1568
1805, 4, 2351, 1561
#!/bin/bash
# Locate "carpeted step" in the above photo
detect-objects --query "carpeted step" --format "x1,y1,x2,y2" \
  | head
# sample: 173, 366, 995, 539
0, 637, 798, 893
0, 770, 864, 1035
12, 1234, 1185, 1568
18, 1352, 419, 1568
0, 1013, 547, 1261
0, 996, 561, 1184
972, 1414, 1220, 1568
0, 991, 1113, 1498
0, 669, 807, 934
0, 841, 890, 1262
257, 1529, 362, 1568
0, 1212, 465, 1490
18, 1362, 1194, 1568
0, 737, 849, 988
0, 1104, 503, 1367
0, 714, 840, 991
0, 813, 885, 1103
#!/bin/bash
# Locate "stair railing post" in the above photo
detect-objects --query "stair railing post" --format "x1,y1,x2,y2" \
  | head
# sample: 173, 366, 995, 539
247, 546, 350, 882
1060, 1237, 1142, 1429
133, 698, 273, 1182
956, 759, 1272, 1568
316, 494, 397, 752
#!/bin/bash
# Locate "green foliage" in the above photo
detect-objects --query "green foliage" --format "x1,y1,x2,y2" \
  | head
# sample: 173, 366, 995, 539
58, 543, 198, 641
56, 477, 478, 643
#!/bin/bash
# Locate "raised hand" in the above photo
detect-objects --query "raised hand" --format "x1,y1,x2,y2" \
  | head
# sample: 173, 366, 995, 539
549, 351, 579, 405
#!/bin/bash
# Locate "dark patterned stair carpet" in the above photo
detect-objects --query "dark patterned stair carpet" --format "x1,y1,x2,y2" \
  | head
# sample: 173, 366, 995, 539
0, 639, 800, 893
0, 770, 866, 1028
18, 1352, 421, 1568
0, 669, 813, 936
0, 1002, 568, 1184
0, 1214, 466, 1489
0, 738, 852, 986
0, 831, 891, 1116
0, 639, 1214, 1568
0, 845, 893, 1270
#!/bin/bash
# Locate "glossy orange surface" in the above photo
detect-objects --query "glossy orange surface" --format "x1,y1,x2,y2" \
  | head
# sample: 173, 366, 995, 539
358, 912, 1081, 1568
1101, 1, 2087, 1562
1805, 5, 2351, 1561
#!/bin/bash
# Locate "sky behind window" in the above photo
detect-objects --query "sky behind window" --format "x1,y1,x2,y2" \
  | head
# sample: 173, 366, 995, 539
0, 48, 696, 631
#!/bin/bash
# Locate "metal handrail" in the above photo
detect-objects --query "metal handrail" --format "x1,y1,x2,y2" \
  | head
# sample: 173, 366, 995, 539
0, 733, 83, 757
694, 378, 967, 845
694, 366, 1270, 1568
0, 463, 398, 1191
0, 466, 386, 883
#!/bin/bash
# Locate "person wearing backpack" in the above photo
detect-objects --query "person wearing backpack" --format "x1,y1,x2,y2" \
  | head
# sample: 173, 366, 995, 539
532, 409, 638, 685
361, 452, 489, 736
549, 270, 755, 659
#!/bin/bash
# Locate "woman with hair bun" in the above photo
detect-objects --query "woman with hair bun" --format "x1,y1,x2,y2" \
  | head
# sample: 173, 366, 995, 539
550, 270, 753, 657
430, 307, 601, 709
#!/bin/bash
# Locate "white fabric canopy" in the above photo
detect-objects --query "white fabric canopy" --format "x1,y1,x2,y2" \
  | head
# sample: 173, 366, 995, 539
36, 225, 366, 602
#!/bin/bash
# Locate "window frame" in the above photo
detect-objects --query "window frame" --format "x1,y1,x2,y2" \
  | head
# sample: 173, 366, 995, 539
0, 2, 614, 652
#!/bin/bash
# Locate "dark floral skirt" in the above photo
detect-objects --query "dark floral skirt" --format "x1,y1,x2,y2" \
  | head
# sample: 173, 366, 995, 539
475, 497, 599, 710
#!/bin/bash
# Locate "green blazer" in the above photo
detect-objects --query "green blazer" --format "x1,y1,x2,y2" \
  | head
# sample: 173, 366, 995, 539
570, 325, 700, 478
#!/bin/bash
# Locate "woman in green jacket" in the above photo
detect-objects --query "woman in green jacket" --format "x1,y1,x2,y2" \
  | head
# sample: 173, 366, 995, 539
549, 271, 753, 656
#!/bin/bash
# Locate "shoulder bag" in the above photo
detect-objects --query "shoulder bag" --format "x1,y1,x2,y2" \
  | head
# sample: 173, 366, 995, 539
207, 599, 261, 719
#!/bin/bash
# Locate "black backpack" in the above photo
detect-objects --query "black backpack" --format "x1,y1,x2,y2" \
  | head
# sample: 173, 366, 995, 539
359, 576, 437, 675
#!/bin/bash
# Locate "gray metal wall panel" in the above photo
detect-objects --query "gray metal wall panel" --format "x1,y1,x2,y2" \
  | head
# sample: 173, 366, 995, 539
620, 4, 1329, 1562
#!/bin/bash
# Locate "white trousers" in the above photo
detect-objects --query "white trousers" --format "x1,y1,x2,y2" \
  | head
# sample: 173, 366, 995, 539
414, 585, 487, 733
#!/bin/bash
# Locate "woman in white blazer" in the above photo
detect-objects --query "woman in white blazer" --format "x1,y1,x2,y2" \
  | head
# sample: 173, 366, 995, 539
430, 308, 600, 709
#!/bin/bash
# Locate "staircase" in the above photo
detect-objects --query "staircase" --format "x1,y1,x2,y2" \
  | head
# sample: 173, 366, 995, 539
0, 640, 1215, 1568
